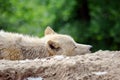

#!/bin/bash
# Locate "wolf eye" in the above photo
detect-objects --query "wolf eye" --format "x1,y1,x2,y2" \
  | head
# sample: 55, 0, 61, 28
73, 46, 77, 50
74, 46, 77, 49
75, 46, 77, 48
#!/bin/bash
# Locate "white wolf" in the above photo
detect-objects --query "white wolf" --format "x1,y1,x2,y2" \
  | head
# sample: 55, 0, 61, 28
0, 27, 92, 60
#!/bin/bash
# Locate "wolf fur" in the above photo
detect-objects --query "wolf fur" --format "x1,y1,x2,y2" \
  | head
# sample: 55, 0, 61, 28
0, 27, 92, 60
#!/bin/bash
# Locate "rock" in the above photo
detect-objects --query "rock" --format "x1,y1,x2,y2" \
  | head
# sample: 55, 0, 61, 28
0, 50, 120, 80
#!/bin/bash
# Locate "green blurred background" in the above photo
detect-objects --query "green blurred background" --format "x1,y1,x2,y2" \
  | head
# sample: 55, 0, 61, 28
0, 0, 120, 51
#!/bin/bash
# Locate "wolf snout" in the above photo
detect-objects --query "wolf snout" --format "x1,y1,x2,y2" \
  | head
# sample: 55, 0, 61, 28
76, 43, 92, 49
79, 44, 92, 49
81, 44, 92, 52
88, 45, 92, 50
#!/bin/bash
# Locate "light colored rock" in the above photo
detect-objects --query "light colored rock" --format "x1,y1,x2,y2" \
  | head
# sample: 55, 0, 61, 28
0, 50, 120, 80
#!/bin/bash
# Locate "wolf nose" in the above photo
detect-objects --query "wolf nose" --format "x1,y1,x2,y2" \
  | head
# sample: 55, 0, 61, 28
89, 45, 92, 52
89, 45, 92, 48
88, 45, 93, 51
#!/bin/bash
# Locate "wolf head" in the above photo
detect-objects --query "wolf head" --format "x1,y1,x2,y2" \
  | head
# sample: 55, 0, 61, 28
43, 26, 92, 56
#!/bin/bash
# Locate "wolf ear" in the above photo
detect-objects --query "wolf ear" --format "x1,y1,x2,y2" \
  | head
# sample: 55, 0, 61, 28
45, 26, 56, 36
47, 40, 60, 50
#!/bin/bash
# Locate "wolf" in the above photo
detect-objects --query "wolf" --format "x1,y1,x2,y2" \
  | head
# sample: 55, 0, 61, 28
0, 27, 92, 60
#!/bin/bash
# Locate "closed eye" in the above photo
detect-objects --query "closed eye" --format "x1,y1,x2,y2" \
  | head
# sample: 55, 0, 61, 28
75, 46, 77, 48
73, 46, 77, 50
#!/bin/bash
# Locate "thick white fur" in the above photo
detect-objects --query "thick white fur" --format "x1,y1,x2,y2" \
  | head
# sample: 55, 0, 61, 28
0, 27, 91, 60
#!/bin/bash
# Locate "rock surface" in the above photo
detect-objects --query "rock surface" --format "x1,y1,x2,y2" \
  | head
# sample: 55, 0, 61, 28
0, 50, 120, 80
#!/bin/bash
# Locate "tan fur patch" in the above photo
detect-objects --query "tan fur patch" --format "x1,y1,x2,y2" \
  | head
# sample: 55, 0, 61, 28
2, 47, 22, 60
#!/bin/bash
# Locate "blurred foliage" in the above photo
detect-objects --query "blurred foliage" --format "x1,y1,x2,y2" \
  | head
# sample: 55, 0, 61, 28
0, 0, 120, 51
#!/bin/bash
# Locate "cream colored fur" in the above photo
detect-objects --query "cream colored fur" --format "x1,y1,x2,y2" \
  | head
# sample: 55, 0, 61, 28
0, 27, 91, 60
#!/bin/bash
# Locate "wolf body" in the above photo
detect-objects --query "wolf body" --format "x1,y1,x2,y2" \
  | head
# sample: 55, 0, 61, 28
0, 27, 91, 60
